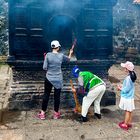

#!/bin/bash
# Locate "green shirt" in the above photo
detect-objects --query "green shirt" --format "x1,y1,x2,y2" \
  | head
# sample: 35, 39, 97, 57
79, 71, 104, 90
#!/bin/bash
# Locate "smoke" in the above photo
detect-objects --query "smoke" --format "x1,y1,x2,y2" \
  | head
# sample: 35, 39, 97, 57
19, 0, 35, 7
20, 0, 82, 22
42, 0, 82, 46
43, 0, 82, 17
13, 0, 114, 58
47, 0, 65, 10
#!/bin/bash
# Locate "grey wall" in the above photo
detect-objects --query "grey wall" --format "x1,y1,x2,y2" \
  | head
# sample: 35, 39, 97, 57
113, 0, 140, 61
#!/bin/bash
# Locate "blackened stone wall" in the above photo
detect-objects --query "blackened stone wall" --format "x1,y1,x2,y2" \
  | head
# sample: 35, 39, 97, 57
8, 60, 115, 110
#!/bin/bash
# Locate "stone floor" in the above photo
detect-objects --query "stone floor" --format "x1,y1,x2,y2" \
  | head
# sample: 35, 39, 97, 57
0, 64, 140, 140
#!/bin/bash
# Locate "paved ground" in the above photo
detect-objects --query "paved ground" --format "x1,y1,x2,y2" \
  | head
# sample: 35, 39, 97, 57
0, 64, 140, 140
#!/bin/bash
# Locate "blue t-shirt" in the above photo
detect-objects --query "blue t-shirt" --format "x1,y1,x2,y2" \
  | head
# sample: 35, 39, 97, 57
121, 75, 135, 99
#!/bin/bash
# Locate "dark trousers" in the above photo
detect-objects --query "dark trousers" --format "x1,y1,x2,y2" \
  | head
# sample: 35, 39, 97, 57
42, 78, 61, 112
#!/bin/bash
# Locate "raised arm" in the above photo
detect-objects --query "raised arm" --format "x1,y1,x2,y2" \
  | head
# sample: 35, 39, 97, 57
68, 49, 73, 59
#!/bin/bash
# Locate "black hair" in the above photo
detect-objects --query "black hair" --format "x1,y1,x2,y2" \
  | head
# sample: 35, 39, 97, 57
129, 71, 137, 82
51, 46, 59, 50
51, 45, 55, 48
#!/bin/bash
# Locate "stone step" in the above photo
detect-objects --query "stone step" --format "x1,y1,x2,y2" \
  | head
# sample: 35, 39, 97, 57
12, 81, 76, 85
13, 81, 44, 84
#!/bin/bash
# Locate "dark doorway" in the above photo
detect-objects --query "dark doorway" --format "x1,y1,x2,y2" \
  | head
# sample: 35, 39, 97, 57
48, 15, 76, 52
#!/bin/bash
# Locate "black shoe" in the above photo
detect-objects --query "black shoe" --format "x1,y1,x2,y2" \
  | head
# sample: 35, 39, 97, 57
94, 113, 101, 119
77, 116, 88, 122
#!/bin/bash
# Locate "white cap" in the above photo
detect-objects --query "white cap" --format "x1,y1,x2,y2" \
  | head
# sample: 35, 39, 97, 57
121, 61, 134, 71
51, 40, 61, 48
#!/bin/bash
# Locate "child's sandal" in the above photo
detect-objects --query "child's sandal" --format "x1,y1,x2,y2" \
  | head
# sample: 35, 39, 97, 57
118, 122, 129, 130
119, 121, 132, 128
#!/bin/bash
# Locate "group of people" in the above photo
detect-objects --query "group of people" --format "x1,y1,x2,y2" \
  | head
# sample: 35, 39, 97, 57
37, 40, 137, 131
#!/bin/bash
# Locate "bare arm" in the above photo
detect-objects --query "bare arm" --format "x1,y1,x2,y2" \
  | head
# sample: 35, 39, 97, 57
68, 49, 73, 59
43, 54, 48, 71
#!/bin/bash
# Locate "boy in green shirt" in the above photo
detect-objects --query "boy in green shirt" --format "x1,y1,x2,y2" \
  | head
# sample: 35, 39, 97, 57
71, 66, 106, 122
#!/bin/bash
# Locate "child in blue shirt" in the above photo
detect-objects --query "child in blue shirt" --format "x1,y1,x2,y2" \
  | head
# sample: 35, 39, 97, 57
117, 61, 137, 130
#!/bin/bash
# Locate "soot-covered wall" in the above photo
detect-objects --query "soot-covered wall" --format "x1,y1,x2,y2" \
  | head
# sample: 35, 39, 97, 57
8, 0, 116, 62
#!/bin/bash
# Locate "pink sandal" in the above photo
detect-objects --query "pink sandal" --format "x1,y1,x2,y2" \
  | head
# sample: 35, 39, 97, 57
128, 123, 132, 128
53, 112, 61, 119
118, 122, 129, 130
119, 121, 132, 128
37, 112, 46, 120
